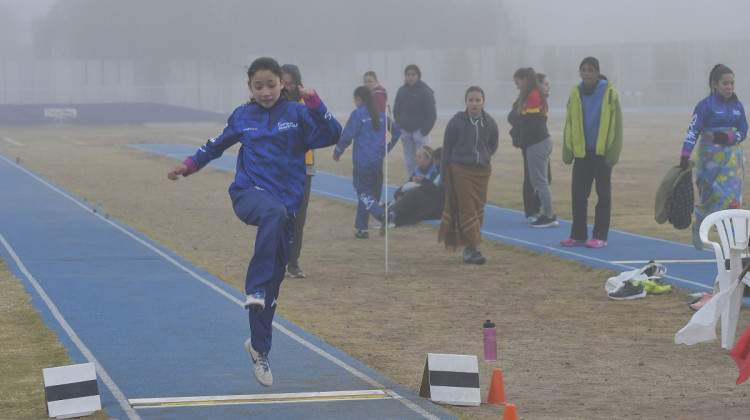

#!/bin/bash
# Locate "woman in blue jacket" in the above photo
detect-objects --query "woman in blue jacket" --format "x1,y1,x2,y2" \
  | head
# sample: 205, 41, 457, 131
167, 57, 342, 387
334, 86, 400, 238
680, 64, 748, 250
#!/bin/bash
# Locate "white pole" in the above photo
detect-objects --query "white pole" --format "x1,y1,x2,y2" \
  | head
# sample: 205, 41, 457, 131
384, 104, 392, 278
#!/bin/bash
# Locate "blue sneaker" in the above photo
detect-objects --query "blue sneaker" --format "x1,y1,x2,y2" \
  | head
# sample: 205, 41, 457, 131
691, 223, 703, 251
244, 290, 266, 312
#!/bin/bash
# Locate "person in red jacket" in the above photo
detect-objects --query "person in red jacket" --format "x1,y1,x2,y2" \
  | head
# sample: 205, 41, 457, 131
363, 70, 388, 224
509, 67, 557, 228
363, 70, 387, 113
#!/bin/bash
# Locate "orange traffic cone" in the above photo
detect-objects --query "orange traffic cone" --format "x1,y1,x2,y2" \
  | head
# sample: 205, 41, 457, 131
502, 403, 518, 420
487, 368, 506, 404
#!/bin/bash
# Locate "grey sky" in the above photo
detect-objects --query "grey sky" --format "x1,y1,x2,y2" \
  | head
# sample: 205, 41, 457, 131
5, 0, 750, 47
0, 0, 53, 21
504, 0, 750, 45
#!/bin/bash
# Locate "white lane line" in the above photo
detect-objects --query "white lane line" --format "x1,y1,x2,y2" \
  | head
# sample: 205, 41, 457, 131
0, 233, 141, 420
611, 259, 715, 264
0, 154, 440, 420
129, 389, 390, 408
2, 137, 26, 147
480, 229, 713, 291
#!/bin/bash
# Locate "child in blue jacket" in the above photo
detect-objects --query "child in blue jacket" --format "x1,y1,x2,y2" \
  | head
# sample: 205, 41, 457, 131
167, 57, 341, 387
334, 86, 400, 238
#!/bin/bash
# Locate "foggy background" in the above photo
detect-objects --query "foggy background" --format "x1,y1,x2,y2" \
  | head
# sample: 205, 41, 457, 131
2, 0, 750, 117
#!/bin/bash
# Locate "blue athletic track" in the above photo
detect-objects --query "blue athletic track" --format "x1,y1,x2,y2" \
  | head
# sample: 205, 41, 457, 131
0, 152, 455, 420
0, 143, 744, 419
129, 143, 738, 297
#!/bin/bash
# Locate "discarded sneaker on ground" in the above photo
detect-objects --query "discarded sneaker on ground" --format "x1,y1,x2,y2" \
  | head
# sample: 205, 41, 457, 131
634, 279, 672, 294
686, 291, 707, 305
689, 293, 713, 310
608, 280, 647, 300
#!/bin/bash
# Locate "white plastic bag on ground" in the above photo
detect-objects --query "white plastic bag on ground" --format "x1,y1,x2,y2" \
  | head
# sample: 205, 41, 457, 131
605, 268, 647, 294
605, 261, 666, 294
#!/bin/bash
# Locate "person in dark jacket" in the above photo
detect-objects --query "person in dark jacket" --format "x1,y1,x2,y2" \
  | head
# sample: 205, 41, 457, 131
393, 64, 437, 178
438, 86, 499, 264
282, 64, 313, 278
508, 68, 557, 228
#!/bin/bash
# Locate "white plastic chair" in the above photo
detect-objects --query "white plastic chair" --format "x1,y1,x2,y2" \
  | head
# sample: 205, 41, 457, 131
699, 209, 750, 349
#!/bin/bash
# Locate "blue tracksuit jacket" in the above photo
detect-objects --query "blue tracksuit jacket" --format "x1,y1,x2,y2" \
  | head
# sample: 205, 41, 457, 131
334, 105, 401, 168
186, 95, 341, 214
682, 92, 748, 156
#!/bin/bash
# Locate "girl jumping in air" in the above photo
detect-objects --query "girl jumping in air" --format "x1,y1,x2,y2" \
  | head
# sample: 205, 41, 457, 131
167, 57, 341, 387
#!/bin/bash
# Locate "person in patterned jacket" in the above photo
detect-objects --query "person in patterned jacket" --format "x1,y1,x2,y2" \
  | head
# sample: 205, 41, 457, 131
167, 57, 341, 387
680, 64, 748, 250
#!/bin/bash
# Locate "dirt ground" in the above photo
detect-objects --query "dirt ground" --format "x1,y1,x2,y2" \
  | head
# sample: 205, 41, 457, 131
2, 111, 750, 420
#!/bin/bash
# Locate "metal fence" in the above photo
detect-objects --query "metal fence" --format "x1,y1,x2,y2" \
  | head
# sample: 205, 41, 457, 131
2, 39, 748, 115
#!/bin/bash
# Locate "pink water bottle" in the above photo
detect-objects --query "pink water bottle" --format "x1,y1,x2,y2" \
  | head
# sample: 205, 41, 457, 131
483, 319, 497, 362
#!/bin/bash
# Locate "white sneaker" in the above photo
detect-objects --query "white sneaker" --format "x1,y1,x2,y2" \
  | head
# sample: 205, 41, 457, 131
244, 290, 265, 312
245, 338, 273, 387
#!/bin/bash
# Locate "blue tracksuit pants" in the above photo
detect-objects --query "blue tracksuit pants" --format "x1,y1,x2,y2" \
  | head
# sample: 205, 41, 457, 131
230, 185, 295, 354
353, 163, 386, 229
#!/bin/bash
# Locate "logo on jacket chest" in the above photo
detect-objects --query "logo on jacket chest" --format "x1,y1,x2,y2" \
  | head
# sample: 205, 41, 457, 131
278, 121, 298, 132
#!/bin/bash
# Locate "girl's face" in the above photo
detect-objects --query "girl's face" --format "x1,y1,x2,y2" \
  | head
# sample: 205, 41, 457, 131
713, 73, 735, 99
579, 64, 600, 88
405, 70, 419, 86
540, 77, 550, 96
363, 75, 376, 89
282, 73, 298, 93
354, 95, 363, 107
513, 77, 523, 90
465, 91, 484, 118
248, 70, 283, 108
415, 149, 432, 169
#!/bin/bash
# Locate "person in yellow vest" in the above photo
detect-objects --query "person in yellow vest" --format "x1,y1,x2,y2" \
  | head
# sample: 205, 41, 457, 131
282, 64, 314, 277
560, 57, 623, 248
